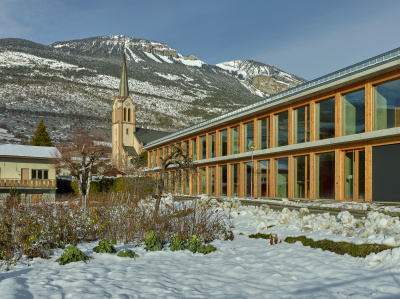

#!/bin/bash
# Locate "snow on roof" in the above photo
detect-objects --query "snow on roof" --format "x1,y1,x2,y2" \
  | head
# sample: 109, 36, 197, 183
0, 144, 60, 159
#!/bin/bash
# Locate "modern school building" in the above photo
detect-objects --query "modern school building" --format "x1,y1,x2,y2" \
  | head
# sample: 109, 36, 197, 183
143, 48, 400, 202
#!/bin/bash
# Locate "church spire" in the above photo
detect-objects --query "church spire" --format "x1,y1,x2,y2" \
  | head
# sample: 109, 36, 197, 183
119, 52, 129, 97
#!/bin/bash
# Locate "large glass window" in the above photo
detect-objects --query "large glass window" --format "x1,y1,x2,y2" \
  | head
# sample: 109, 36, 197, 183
182, 141, 189, 156
258, 117, 270, 150
200, 167, 206, 194
231, 164, 239, 197
245, 161, 254, 197
220, 165, 228, 196
316, 152, 335, 199
275, 111, 289, 147
209, 166, 216, 196
316, 98, 335, 140
343, 89, 365, 135
294, 155, 310, 198
276, 158, 288, 198
244, 121, 255, 152
344, 149, 365, 200
374, 78, 400, 130
165, 172, 169, 193
294, 105, 310, 143
170, 172, 175, 194
192, 171, 197, 195
258, 160, 270, 197
200, 136, 207, 159
191, 138, 197, 161
209, 133, 216, 158
150, 152, 154, 167
220, 129, 228, 156
184, 171, 189, 195
231, 126, 240, 154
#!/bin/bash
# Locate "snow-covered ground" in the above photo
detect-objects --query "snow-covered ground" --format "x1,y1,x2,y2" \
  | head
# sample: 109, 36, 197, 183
2, 198, 400, 298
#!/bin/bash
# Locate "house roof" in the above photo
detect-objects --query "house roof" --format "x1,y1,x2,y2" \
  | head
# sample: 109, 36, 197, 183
0, 144, 60, 159
123, 145, 138, 157
134, 127, 170, 145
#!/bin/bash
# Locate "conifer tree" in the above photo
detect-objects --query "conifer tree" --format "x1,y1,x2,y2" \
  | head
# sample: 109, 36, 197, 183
30, 120, 54, 146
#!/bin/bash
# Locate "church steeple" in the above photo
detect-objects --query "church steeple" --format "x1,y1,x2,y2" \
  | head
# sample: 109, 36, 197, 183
119, 53, 129, 98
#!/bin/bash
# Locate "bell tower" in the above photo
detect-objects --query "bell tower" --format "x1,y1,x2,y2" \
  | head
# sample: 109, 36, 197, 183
111, 53, 136, 167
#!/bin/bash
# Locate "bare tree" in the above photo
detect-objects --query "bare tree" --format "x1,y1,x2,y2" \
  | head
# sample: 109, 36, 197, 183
54, 130, 110, 196
154, 144, 197, 218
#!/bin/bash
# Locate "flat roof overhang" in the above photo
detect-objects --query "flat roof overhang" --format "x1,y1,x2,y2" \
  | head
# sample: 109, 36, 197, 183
144, 48, 400, 150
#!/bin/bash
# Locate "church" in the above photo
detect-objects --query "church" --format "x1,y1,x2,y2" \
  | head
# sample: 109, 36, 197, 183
111, 54, 169, 168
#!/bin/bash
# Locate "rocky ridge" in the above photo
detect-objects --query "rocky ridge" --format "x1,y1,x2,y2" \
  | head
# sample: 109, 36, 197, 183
0, 35, 306, 144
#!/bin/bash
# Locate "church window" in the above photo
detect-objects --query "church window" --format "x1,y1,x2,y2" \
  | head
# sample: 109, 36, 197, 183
126, 128, 129, 135
124, 108, 127, 121
128, 108, 131, 122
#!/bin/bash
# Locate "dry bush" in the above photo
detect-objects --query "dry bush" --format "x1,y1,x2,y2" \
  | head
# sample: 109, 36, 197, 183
0, 192, 230, 267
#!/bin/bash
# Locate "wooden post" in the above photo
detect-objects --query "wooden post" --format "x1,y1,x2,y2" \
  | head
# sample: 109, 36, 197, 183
335, 149, 342, 201
309, 153, 315, 200
365, 82, 373, 132
335, 92, 342, 138
365, 145, 373, 201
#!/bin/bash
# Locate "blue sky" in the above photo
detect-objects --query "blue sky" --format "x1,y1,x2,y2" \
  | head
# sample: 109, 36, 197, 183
1, 0, 399, 80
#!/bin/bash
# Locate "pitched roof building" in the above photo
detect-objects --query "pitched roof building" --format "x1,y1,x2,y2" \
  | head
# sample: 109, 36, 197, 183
0, 144, 59, 202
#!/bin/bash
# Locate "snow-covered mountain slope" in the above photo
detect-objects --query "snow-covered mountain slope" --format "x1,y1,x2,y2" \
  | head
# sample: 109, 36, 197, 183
216, 60, 305, 95
0, 36, 306, 143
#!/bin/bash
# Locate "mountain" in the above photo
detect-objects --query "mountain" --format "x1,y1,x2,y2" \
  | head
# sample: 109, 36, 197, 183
0, 35, 306, 144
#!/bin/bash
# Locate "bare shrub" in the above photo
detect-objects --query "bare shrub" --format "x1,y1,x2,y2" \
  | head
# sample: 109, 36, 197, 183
0, 193, 230, 267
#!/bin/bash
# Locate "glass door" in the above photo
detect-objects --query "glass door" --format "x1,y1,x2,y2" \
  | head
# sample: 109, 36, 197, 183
344, 149, 365, 200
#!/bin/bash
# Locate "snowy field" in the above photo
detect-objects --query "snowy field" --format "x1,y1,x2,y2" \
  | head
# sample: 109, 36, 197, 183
2, 198, 400, 298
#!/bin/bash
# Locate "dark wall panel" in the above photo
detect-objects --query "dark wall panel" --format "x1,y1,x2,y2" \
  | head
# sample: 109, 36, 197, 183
372, 143, 400, 202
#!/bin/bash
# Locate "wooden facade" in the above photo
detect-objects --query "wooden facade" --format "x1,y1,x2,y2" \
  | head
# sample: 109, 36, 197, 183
144, 48, 400, 202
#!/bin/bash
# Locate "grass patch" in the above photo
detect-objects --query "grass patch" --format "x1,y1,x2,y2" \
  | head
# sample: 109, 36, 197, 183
249, 233, 269, 239
284, 236, 394, 258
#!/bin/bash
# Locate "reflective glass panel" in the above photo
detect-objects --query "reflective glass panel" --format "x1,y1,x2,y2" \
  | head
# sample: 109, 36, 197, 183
276, 157, 288, 198
343, 89, 365, 135
374, 78, 400, 130
276, 111, 289, 147
316, 98, 335, 140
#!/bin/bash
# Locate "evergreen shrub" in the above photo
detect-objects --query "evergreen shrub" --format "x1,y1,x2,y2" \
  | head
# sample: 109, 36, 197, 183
93, 239, 117, 254
185, 235, 217, 255
117, 249, 139, 258
145, 232, 163, 251
56, 245, 93, 265
186, 235, 201, 253
197, 244, 217, 255
169, 236, 185, 251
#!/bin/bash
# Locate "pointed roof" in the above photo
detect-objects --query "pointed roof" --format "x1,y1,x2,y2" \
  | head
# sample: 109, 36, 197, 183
119, 53, 129, 97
